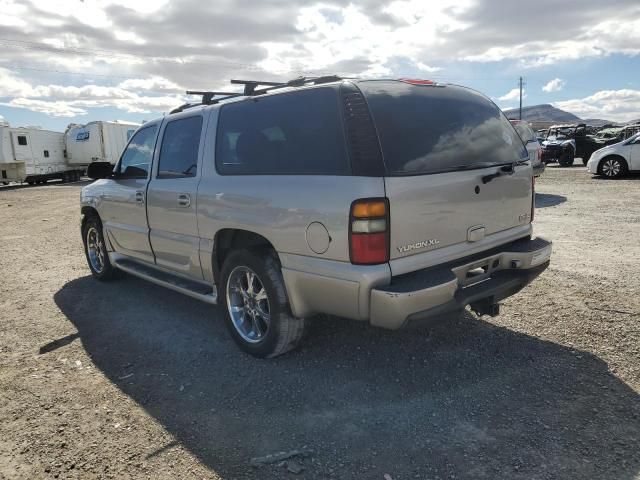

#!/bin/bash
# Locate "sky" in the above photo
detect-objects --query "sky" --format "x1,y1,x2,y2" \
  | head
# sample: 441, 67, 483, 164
1, 0, 640, 132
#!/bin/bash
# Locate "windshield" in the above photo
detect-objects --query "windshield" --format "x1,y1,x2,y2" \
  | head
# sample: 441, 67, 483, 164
547, 127, 573, 140
358, 81, 527, 175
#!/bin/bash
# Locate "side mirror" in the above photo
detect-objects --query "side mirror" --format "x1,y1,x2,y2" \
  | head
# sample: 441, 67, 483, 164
87, 161, 114, 180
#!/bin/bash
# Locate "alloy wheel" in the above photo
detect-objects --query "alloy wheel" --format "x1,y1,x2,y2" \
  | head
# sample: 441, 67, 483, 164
226, 266, 271, 343
86, 226, 105, 273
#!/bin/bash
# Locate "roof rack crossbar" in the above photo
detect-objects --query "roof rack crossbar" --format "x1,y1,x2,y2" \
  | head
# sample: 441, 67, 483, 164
231, 75, 344, 95
186, 90, 242, 105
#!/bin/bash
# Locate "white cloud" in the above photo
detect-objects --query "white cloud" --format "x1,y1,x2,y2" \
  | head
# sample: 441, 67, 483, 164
2, 98, 88, 117
542, 78, 565, 92
0, 68, 186, 117
1, 0, 640, 121
499, 88, 526, 101
554, 89, 640, 122
415, 62, 442, 73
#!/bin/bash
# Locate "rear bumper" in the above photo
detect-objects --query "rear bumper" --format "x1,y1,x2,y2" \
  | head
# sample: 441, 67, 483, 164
369, 237, 552, 329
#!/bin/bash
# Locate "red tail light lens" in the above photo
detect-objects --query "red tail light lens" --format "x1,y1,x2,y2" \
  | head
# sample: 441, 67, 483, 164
349, 198, 389, 265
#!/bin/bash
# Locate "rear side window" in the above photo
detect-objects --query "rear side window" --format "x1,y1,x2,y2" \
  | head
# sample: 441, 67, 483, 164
158, 116, 202, 178
215, 88, 349, 175
17, 135, 27, 146
358, 81, 527, 175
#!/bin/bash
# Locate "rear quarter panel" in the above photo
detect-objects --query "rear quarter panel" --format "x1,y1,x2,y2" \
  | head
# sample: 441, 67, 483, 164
197, 108, 385, 278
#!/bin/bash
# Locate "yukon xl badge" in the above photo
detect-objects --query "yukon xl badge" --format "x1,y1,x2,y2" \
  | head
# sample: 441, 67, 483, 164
397, 239, 440, 253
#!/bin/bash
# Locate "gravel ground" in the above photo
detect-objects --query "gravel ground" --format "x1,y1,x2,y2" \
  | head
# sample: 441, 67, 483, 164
0, 166, 639, 480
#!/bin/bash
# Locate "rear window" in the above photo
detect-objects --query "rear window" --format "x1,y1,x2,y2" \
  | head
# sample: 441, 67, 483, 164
358, 81, 527, 175
215, 87, 349, 175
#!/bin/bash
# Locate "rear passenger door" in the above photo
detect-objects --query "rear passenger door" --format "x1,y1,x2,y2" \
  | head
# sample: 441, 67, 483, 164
146, 112, 206, 279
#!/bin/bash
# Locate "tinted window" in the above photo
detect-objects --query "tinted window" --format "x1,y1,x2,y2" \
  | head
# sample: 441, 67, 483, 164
118, 125, 158, 178
44, 150, 49, 158
358, 81, 527, 175
216, 88, 349, 175
17, 135, 27, 146
158, 116, 202, 178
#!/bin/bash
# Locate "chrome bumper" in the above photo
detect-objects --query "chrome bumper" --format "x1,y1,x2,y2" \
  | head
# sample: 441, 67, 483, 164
370, 237, 552, 329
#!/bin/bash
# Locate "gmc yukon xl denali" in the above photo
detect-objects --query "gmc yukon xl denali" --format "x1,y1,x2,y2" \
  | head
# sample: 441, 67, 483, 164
81, 76, 552, 358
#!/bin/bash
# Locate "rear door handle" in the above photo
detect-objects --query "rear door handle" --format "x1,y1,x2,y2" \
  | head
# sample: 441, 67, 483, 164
177, 193, 191, 208
135, 191, 145, 204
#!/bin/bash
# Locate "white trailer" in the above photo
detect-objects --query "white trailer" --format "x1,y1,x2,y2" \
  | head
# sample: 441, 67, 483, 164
0, 123, 83, 184
65, 121, 139, 166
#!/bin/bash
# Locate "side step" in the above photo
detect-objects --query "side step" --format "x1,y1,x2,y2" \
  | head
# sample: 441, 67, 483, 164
114, 258, 218, 305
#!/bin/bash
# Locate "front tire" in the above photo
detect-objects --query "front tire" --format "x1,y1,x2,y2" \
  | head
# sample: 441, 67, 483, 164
220, 249, 306, 358
82, 215, 119, 281
598, 156, 627, 178
558, 151, 574, 167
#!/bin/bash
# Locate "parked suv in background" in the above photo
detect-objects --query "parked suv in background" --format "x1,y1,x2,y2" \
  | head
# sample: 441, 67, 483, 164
509, 119, 544, 176
81, 77, 552, 358
541, 123, 613, 166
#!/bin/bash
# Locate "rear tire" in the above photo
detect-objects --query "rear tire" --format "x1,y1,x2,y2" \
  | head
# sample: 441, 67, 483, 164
82, 215, 119, 281
220, 249, 306, 358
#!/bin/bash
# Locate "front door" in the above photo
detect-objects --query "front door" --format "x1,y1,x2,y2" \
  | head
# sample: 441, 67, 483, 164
11, 132, 34, 171
100, 123, 159, 264
146, 113, 205, 279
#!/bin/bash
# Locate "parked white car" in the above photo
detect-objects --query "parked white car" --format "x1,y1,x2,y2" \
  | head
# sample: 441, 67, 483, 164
586, 133, 640, 178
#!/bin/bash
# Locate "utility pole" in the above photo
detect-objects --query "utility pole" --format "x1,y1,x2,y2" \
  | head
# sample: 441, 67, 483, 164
518, 76, 525, 120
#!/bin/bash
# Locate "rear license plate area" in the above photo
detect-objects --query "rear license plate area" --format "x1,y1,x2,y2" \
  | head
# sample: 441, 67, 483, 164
456, 256, 502, 287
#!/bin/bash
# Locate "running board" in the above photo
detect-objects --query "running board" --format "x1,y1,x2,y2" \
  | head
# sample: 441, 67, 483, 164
114, 258, 218, 305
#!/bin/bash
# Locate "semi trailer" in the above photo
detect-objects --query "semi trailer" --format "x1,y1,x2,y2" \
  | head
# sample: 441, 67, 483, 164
0, 120, 140, 185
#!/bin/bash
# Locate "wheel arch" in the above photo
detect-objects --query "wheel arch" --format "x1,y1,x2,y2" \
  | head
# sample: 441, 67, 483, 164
212, 229, 278, 283
81, 206, 100, 230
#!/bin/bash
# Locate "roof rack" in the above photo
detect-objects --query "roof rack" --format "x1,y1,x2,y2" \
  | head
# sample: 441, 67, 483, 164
230, 75, 343, 95
170, 75, 344, 114
170, 90, 245, 114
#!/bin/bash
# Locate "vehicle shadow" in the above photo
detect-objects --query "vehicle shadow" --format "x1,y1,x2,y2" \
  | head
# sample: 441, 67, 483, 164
535, 192, 567, 208
53, 275, 640, 480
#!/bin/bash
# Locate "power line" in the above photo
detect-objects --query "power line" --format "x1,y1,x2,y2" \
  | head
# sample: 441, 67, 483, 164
3, 64, 135, 80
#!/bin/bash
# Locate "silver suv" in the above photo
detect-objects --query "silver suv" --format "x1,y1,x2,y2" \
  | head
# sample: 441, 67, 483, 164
81, 76, 552, 358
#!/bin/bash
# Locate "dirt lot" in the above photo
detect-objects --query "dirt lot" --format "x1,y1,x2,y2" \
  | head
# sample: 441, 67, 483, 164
0, 166, 639, 480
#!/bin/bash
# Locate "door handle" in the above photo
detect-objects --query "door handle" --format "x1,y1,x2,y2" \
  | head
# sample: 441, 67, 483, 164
177, 193, 191, 208
135, 191, 145, 204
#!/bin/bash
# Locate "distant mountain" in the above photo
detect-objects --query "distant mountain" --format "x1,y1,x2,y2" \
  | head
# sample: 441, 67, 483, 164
503, 104, 581, 123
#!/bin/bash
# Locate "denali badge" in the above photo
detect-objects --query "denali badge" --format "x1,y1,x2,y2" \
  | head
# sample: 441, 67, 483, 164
397, 239, 440, 253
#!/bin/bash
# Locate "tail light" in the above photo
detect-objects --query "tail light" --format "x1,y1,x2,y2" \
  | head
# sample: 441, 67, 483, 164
531, 176, 535, 222
349, 198, 389, 265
